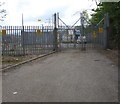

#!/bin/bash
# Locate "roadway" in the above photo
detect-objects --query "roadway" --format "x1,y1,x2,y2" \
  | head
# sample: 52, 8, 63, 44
2, 50, 118, 102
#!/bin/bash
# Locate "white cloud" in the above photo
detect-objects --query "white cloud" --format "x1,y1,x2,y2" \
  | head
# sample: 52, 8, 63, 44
1, 0, 97, 26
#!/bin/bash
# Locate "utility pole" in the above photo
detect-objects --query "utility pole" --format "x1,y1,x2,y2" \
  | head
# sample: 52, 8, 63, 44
57, 12, 59, 28
52, 14, 54, 29
22, 13, 24, 27
21, 13, 25, 55
46, 18, 51, 27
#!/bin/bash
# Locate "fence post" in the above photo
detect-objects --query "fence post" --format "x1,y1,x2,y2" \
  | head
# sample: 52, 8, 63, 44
21, 26, 25, 55
53, 13, 58, 51
104, 13, 109, 49
80, 12, 85, 50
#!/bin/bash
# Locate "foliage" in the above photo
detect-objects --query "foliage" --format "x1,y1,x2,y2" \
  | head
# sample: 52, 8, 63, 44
90, 2, 120, 48
0, 2, 7, 21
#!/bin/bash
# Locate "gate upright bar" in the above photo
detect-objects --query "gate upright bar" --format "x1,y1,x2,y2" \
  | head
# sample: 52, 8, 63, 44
53, 13, 58, 51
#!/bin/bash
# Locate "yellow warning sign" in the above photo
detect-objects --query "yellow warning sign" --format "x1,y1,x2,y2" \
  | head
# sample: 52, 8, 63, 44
36, 29, 41, 35
99, 28, 103, 33
92, 31, 97, 38
2, 30, 6, 35
38, 19, 42, 21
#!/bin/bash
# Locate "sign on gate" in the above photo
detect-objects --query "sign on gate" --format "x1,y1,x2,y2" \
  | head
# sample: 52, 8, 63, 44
99, 28, 103, 33
36, 29, 41, 35
75, 30, 80, 35
92, 31, 97, 38
2, 30, 6, 35
38, 19, 42, 21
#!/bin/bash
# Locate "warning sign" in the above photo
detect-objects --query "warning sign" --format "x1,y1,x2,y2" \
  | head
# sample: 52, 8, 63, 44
38, 19, 42, 21
2, 30, 6, 35
99, 28, 103, 33
92, 31, 97, 38
36, 29, 41, 35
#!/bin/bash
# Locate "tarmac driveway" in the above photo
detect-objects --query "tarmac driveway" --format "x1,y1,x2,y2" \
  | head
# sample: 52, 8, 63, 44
2, 50, 118, 102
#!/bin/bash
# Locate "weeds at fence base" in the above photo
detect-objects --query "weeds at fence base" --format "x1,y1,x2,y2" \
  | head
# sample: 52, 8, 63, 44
2, 55, 38, 69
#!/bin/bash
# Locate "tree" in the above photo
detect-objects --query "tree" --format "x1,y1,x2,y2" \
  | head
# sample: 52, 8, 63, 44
90, 2, 120, 49
0, 2, 7, 21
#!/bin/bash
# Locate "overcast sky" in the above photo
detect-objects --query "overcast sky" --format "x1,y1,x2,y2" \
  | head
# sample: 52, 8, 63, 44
1, 0, 98, 26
